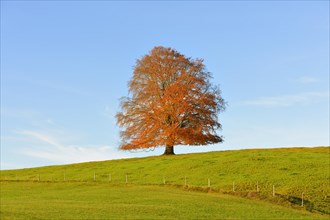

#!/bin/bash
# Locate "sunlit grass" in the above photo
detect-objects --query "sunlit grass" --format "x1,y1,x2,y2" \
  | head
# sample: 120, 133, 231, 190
1, 146, 329, 218
0, 182, 327, 219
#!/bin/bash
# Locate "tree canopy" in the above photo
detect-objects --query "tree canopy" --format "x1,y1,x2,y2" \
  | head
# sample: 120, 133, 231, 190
116, 46, 226, 155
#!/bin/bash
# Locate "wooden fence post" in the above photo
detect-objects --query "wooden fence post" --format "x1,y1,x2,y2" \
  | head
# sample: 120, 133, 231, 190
233, 182, 235, 192
301, 192, 304, 206
273, 185, 275, 196
208, 179, 211, 187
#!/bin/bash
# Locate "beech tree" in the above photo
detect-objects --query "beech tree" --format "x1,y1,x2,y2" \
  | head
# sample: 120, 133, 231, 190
116, 46, 226, 155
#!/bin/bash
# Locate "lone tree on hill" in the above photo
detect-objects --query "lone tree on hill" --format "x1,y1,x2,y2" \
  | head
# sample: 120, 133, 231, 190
116, 46, 226, 155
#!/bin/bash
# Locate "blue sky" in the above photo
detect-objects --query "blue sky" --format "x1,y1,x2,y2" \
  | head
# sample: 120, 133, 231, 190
1, 1, 329, 169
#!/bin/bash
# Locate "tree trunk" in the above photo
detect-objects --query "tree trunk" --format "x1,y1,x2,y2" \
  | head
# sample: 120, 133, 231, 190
163, 145, 175, 155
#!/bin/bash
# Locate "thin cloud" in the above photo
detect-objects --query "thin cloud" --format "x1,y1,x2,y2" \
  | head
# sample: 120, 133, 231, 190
296, 76, 320, 84
18, 130, 127, 163
102, 105, 115, 120
7, 75, 92, 97
242, 92, 329, 107
46, 119, 54, 124
19, 130, 61, 147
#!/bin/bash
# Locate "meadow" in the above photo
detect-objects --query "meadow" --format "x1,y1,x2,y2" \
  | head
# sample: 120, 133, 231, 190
1, 147, 329, 219
1, 182, 328, 219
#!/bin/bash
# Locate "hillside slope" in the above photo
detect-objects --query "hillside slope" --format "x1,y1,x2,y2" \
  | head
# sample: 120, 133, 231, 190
1, 147, 329, 214
1, 182, 327, 219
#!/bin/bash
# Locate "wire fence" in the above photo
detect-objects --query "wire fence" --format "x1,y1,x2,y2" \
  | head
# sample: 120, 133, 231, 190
1, 172, 319, 210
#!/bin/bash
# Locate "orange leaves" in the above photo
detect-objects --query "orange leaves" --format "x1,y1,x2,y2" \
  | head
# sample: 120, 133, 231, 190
116, 46, 226, 151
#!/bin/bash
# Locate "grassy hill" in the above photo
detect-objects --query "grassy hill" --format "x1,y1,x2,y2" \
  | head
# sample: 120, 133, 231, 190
1, 182, 327, 219
1, 146, 329, 219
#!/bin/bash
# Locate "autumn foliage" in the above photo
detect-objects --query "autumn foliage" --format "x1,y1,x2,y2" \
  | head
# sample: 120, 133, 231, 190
116, 46, 226, 155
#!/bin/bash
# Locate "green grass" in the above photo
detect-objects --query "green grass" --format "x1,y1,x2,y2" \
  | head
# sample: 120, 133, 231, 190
1, 146, 329, 219
0, 181, 327, 219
